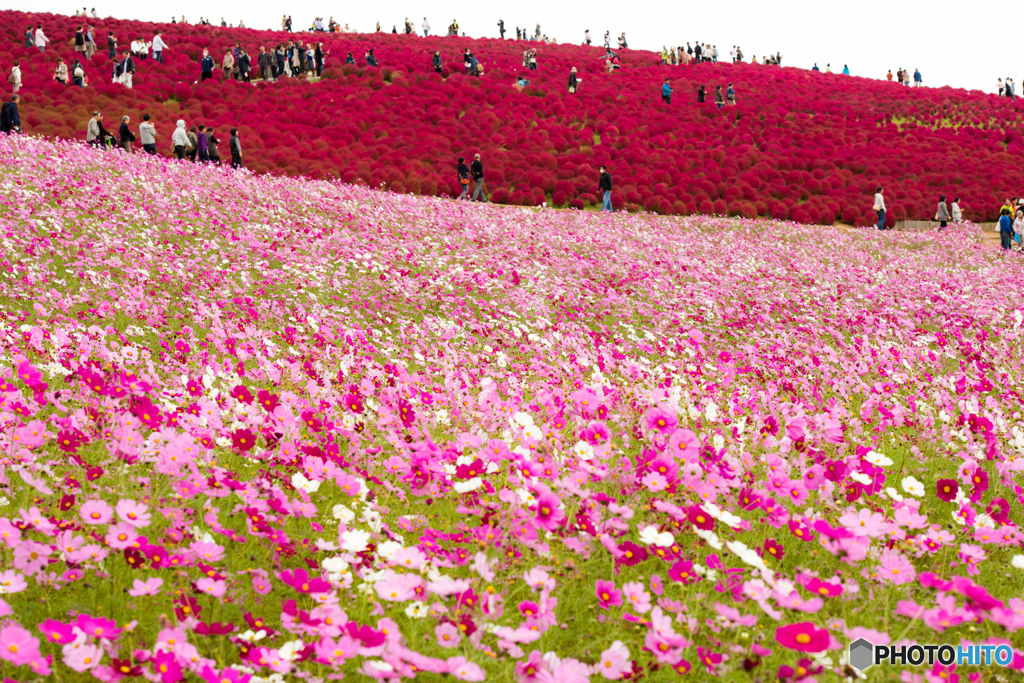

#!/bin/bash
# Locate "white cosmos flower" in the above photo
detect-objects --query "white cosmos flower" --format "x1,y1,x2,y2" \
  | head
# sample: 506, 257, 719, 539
453, 478, 483, 493
513, 411, 535, 427
332, 504, 355, 523
322, 557, 349, 573
279, 640, 305, 661
376, 541, 403, 560
341, 529, 371, 553
573, 441, 595, 461
884, 487, 905, 502
864, 451, 894, 467
523, 424, 543, 441
404, 601, 428, 618
692, 525, 723, 550
849, 471, 872, 485
638, 525, 674, 547
291, 472, 320, 494
1011, 555, 1024, 570
901, 476, 925, 497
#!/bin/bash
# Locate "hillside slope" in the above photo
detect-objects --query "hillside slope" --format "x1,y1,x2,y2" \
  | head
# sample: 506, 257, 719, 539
3, 9, 1024, 224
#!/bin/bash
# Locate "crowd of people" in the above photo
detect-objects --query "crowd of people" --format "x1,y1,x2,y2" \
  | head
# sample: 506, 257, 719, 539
874, 189, 1023, 252
81, 110, 244, 167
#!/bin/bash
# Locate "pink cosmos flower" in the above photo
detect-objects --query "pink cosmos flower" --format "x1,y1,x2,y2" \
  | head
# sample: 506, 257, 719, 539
115, 500, 151, 528
0, 624, 41, 666
838, 508, 886, 537
697, 646, 723, 675
435, 622, 462, 648
446, 656, 486, 681
775, 622, 830, 652
196, 577, 226, 598
878, 547, 917, 585
597, 640, 631, 679
0, 569, 27, 595
622, 580, 652, 614
80, 500, 114, 525
128, 577, 164, 596
64, 642, 103, 672
645, 406, 678, 434
152, 650, 183, 683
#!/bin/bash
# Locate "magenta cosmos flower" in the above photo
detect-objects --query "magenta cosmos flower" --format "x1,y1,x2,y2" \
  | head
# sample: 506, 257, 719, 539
936, 479, 959, 502
775, 622, 830, 652
595, 579, 622, 609
533, 490, 566, 531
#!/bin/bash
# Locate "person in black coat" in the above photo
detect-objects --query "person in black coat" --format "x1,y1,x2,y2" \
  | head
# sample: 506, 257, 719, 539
314, 42, 324, 77
238, 50, 251, 82
470, 153, 487, 201
697, 84, 706, 103
598, 166, 613, 212
257, 47, 273, 81
432, 52, 443, 75
107, 31, 116, 59
366, 49, 378, 67
568, 67, 578, 93
200, 49, 215, 81
457, 156, 470, 199
118, 115, 134, 152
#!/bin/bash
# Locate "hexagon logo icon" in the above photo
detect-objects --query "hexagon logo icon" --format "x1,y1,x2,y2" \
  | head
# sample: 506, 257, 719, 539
849, 638, 874, 671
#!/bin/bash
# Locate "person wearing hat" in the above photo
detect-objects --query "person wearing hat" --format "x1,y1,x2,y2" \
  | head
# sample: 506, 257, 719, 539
568, 67, 579, 94
152, 31, 168, 64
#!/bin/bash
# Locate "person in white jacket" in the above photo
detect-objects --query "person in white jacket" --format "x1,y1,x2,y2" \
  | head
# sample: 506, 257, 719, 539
9, 62, 21, 93
152, 31, 168, 63
171, 120, 190, 160
34, 25, 48, 51
422, 18, 430, 36
873, 186, 887, 230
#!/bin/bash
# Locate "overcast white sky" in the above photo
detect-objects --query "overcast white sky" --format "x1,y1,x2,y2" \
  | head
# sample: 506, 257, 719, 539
42, 1, 1012, 92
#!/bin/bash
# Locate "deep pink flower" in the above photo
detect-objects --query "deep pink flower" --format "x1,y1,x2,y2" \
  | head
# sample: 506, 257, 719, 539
278, 568, 330, 594
595, 580, 622, 609
534, 490, 566, 531
936, 479, 959, 502
645, 406, 678, 434
775, 622, 830, 652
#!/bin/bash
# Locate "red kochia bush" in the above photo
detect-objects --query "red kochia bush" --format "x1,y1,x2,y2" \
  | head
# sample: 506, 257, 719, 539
4, 8, 1024, 224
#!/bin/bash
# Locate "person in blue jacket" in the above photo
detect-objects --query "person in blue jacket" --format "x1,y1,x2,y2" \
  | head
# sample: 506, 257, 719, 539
842, 64, 850, 75
913, 68, 922, 86
999, 207, 1014, 250
662, 78, 671, 104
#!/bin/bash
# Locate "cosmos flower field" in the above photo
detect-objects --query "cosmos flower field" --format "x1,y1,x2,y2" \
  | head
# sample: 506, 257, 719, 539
1, 135, 1024, 682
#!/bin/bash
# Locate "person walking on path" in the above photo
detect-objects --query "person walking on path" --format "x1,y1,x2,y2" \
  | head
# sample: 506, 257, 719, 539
714, 85, 724, 109
662, 78, 672, 104
86, 111, 102, 146
598, 166, 613, 212
107, 31, 117, 59
10, 61, 22, 94
118, 115, 134, 153
197, 125, 209, 162
222, 49, 235, 80
935, 194, 949, 230
207, 128, 221, 165
726, 82, 736, 105
457, 156, 470, 199
115, 50, 135, 88
229, 128, 243, 168
84, 25, 96, 58
152, 31, 168, 63
874, 186, 886, 230
200, 49, 214, 81
186, 126, 199, 162
497, 19, 505, 39
75, 25, 86, 56
913, 68, 922, 86
172, 119, 189, 159
951, 197, 962, 223
258, 46, 273, 81
999, 207, 1014, 250
139, 114, 156, 154
71, 59, 85, 87
34, 25, 49, 52
471, 154, 487, 201
24, 26, 33, 49
53, 58, 68, 85
423, 18, 430, 37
